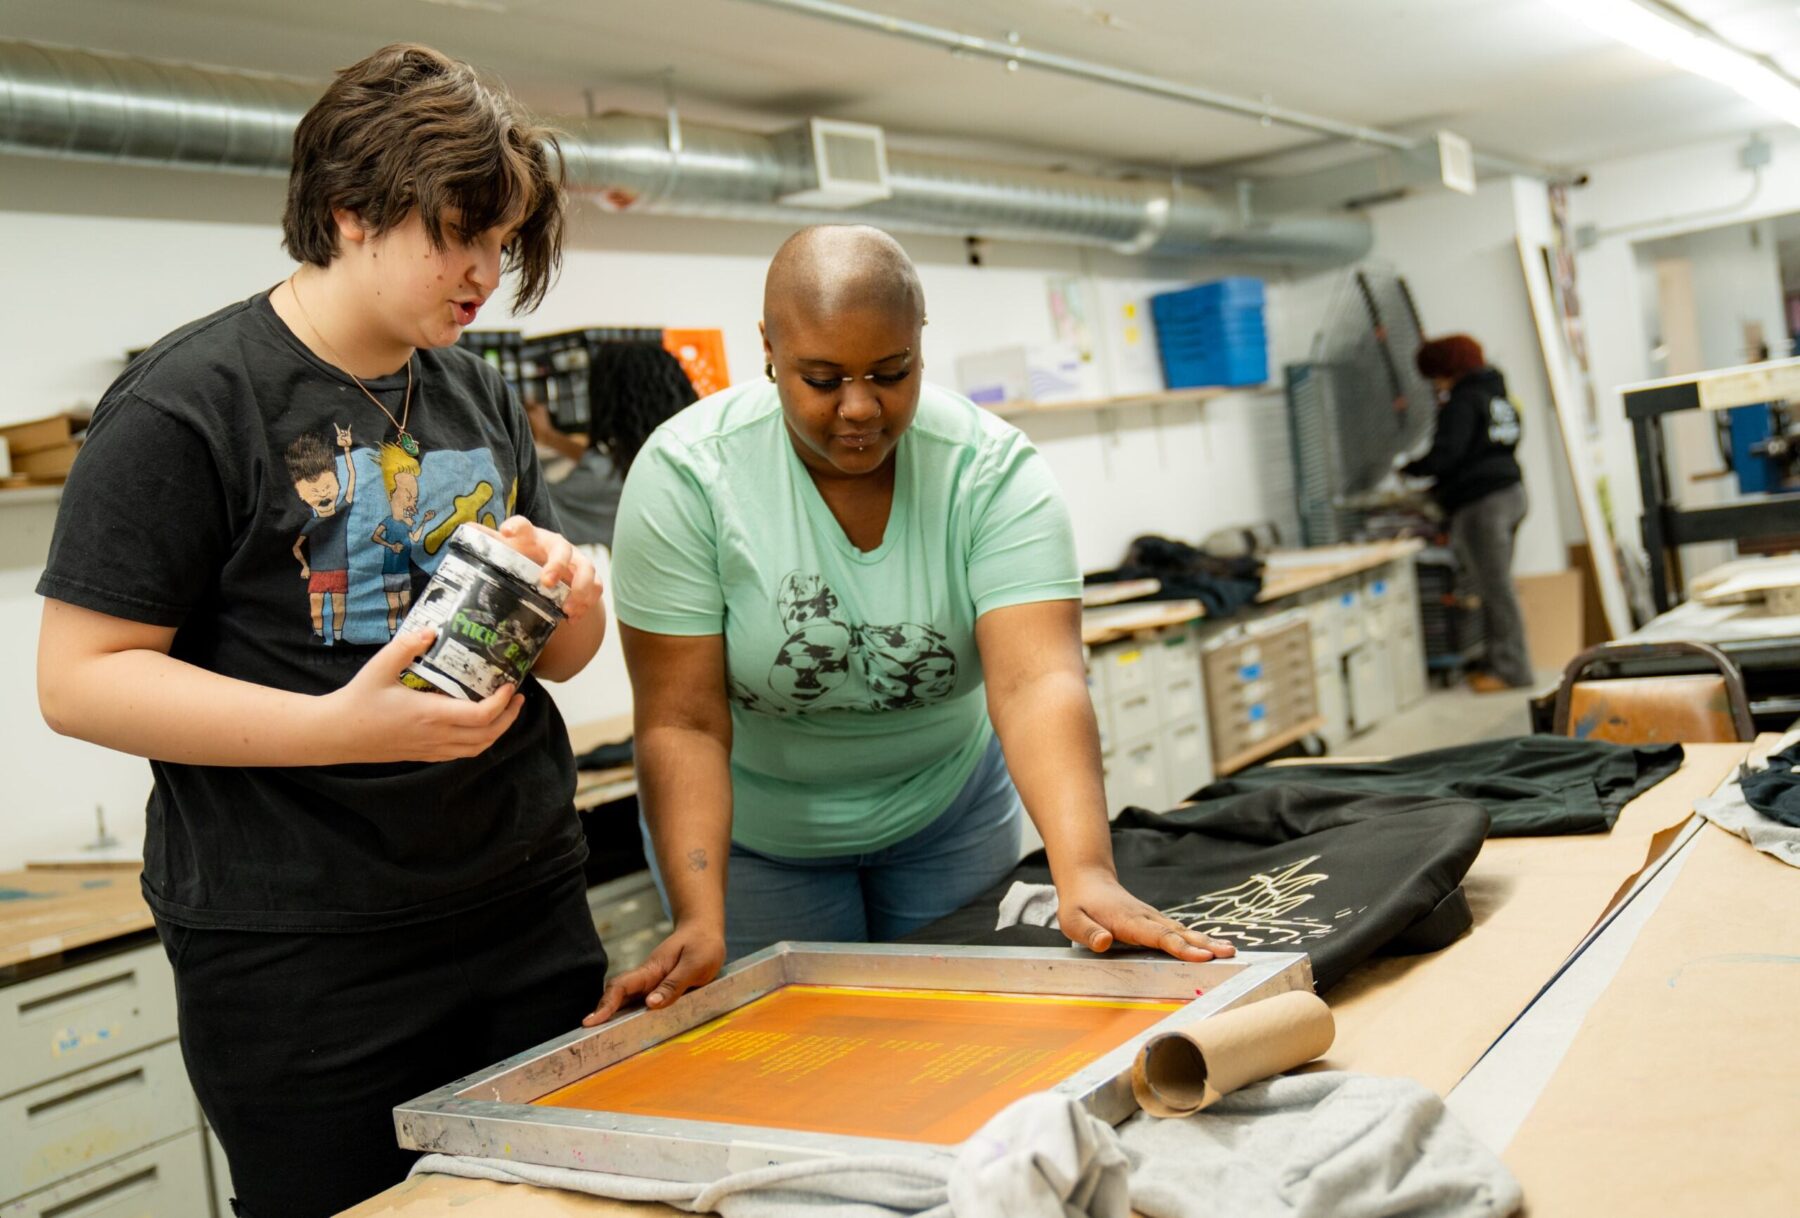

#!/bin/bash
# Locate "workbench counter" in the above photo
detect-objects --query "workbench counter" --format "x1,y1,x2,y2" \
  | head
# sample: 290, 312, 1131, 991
345, 738, 1789, 1217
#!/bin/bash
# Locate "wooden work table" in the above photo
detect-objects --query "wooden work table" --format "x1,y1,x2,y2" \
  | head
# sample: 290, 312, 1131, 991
1080, 537, 1424, 647
0, 862, 151, 970
345, 737, 1791, 1217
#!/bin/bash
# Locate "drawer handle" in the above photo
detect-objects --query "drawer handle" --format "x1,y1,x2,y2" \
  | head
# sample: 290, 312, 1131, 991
18, 971, 138, 1021
27, 1067, 147, 1122
40, 1167, 158, 1218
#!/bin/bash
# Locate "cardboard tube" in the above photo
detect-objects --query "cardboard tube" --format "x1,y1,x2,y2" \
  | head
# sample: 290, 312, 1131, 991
1131, 990, 1335, 1117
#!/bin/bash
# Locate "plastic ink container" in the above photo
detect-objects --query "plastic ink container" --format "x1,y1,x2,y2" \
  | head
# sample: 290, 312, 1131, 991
398, 524, 568, 699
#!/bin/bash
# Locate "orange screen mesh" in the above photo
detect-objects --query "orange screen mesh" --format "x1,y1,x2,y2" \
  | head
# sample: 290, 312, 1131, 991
533, 984, 1179, 1144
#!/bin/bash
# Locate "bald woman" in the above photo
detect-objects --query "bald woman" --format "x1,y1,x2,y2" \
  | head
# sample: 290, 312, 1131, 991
590, 226, 1231, 1023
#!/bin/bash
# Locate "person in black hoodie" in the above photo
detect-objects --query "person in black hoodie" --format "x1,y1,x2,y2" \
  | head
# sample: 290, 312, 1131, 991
1403, 335, 1532, 690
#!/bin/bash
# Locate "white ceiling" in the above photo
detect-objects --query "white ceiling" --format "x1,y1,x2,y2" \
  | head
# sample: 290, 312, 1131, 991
1, 0, 1795, 175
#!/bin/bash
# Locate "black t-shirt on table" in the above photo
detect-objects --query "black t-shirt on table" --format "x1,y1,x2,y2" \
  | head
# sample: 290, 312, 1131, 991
38, 291, 585, 932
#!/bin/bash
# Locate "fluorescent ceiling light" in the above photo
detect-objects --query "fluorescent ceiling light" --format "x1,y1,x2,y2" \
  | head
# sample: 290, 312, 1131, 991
1556, 0, 1800, 127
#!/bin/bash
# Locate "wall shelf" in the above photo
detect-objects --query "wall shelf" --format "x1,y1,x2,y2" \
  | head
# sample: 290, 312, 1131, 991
985, 384, 1274, 420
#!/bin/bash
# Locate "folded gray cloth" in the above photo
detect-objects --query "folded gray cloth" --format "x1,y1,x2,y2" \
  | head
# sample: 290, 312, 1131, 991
995, 880, 1060, 930
1124, 1072, 1520, 1218
1696, 776, 1800, 868
411, 1072, 1518, 1218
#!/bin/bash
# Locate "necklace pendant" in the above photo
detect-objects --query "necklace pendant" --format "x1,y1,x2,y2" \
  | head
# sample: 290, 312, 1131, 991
398, 431, 420, 458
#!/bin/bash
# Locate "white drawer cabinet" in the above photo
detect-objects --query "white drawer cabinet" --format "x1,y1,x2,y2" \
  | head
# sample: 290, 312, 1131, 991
1, 943, 177, 1099
1, 1129, 210, 1218
1, 1040, 196, 1201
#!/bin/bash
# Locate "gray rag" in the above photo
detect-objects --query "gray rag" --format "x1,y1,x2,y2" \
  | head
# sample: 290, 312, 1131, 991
1124, 1072, 1520, 1218
410, 1072, 1519, 1218
995, 880, 1060, 930
1695, 775, 1800, 870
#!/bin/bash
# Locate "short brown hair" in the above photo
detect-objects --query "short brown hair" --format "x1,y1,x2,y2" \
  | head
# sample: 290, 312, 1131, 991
1415, 334, 1486, 382
283, 44, 565, 312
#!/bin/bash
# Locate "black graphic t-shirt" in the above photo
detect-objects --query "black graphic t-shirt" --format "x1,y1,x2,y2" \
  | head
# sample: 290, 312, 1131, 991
1198, 737, 1685, 836
1402, 366, 1525, 515
903, 787, 1489, 991
38, 292, 584, 931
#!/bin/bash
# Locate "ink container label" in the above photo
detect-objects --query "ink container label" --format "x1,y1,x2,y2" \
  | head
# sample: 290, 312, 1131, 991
398, 524, 568, 699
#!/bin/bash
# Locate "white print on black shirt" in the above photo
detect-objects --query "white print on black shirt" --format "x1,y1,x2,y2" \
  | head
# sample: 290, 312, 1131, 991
1161, 856, 1366, 946
729, 571, 960, 715
1487, 395, 1522, 446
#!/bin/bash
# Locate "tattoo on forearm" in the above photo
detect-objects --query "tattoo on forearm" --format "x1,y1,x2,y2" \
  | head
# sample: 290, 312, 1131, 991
686, 849, 708, 872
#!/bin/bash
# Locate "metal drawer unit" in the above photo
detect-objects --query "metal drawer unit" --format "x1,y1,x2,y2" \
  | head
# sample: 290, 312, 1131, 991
1083, 646, 1115, 756
1, 1040, 196, 1201
1104, 735, 1169, 814
588, 871, 673, 977
1161, 719, 1214, 804
3, 1128, 211, 1218
1203, 615, 1319, 767
1, 942, 176, 1099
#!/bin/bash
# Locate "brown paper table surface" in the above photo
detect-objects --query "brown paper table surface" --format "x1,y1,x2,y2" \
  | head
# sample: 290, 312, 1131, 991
1313, 742, 1746, 1094
1503, 824, 1800, 1215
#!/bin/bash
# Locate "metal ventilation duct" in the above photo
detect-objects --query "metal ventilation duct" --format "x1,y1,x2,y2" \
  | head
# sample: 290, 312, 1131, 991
0, 40, 1372, 265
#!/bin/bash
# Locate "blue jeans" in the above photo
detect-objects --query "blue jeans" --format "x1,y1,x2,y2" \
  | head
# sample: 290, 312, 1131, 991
640, 733, 1023, 960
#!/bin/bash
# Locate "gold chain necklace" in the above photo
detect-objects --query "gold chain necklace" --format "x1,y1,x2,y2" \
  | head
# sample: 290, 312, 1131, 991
287, 274, 420, 457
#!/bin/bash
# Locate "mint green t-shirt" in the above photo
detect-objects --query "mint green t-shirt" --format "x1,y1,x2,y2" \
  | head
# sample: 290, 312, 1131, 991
610, 381, 1081, 858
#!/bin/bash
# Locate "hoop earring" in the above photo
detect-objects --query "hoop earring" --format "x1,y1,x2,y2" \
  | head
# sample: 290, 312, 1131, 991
764, 362, 776, 383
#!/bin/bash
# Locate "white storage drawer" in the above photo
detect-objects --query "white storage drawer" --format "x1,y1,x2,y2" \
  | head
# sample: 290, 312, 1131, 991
1159, 670, 1203, 724
1315, 656, 1349, 746
1161, 719, 1214, 804
1347, 640, 1397, 732
1084, 650, 1115, 756
1104, 736, 1168, 814
1094, 639, 1155, 701
1, 942, 176, 1098
3, 1128, 209, 1218
1332, 582, 1365, 651
1, 1039, 195, 1202
1152, 625, 1202, 691
1109, 684, 1162, 747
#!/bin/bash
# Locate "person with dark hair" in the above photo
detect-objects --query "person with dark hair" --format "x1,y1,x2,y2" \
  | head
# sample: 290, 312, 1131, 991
35, 44, 608, 1216
590, 225, 1233, 1027
1403, 334, 1532, 691
526, 341, 700, 548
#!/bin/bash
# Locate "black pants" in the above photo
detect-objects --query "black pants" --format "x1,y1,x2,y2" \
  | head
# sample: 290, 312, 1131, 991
155, 868, 607, 1218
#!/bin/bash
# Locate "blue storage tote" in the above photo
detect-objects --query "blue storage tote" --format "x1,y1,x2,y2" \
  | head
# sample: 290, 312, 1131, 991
1150, 277, 1269, 389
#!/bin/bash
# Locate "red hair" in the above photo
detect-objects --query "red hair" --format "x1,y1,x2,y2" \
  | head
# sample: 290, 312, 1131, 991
1415, 335, 1486, 381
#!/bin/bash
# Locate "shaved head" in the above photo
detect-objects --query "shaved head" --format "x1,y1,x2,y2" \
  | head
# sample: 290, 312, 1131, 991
763, 225, 925, 344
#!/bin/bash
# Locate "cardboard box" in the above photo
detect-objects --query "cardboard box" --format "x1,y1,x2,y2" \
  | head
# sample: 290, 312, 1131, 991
15, 442, 79, 481
1517, 568, 1586, 674
0, 413, 84, 457
956, 343, 1100, 407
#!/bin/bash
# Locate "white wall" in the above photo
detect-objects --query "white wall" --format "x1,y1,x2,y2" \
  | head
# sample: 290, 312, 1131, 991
0, 155, 1309, 867
1570, 128, 1800, 570
1356, 177, 1582, 577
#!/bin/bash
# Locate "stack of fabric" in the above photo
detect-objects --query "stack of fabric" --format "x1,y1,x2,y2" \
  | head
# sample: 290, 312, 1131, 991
906, 737, 1686, 989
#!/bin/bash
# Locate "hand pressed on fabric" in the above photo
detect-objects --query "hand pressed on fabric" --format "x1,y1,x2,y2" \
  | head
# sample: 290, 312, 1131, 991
1056, 866, 1235, 962
582, 920, 726, 1027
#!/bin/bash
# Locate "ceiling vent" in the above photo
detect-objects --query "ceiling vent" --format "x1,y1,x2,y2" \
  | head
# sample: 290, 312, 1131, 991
776, 118, 892, 208
1436, 131, 1477, 196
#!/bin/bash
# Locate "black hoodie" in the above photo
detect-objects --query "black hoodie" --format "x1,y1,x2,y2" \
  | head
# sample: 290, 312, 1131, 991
1403, 366, 1523, 514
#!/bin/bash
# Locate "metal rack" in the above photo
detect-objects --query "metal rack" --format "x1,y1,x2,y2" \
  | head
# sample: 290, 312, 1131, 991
1622, 358, 1800, 613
